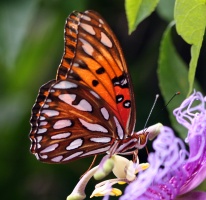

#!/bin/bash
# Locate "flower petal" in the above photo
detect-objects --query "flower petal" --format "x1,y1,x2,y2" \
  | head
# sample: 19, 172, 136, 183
121, 91, 206, 200
66, 166, 98, 200
121, 127, 188, 200
112, 155, 131, 179
93, 155, 114, 180
174, 91, 206, 194
90, 182, 122, 198
176, 191, 206, 200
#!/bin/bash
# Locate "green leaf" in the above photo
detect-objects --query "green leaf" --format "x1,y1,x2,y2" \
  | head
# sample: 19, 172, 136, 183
125, 0, 160, 34
174, 0, 206, 96
158, 23, 202, 138
157, 0, 175, 22
125, 0, 142, 34
158, 23, 189, 137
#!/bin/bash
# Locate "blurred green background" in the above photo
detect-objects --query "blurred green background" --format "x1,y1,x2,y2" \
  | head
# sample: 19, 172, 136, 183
1, 0, 205, 199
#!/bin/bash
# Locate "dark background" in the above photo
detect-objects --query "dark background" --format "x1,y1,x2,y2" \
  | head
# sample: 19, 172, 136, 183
0, 0, 205, 199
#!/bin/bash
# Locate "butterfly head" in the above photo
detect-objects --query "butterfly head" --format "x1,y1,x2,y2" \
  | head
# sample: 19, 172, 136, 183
132, 123, 163, 149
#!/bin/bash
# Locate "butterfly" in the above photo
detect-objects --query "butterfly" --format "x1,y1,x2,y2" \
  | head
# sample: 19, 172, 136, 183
29, 10, 149, 164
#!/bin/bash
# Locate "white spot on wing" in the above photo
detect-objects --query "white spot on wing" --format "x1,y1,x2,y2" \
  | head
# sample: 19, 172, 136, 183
73, 63, 79, 67
59, 94, 92, 112
90, 137, 111, 143
81, 146, 110, 157
40, 121, 47, 126
90, 90, 100, 99
99, 19, 104, 24
82, 15, 91, 21
53, 120, 72, 129
43, 104, 49, 108
40, 154, 48, 159
79, 118, 108, 133
54, 81, 77, 89
51, 155, 63, 162
114, 116, 124, 139
66, 138, 83, 150
34, 153, 40, 160
42, 110, 59, 117
121, 78, 128, 87
77, 99, 92, 111
79, 38, 94, 56
59, 94, 76, 104
37, 128, 47, 134
62, 151, 83, 161
101, 107, 109, 120
100, 32, 112, 48
40, 143, 59, 153
40, 116, 45, 120
36, 136, 43, 142
51, 132, 71, 139
80, 23, 95, 35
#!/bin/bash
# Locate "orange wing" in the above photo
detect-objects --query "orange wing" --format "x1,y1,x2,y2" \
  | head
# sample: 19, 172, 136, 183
56, 10, 136, 136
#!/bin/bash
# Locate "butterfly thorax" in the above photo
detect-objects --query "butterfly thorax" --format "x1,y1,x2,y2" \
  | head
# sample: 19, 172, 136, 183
108, 131, 149, 156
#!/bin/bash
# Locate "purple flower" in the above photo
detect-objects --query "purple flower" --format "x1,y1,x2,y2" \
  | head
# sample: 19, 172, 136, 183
121, 91, 206, 200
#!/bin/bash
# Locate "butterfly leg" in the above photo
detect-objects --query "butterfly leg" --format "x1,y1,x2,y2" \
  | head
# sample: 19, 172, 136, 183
107, 139, 119, 157
80, 155, 97, 179
132, 149, 139, 163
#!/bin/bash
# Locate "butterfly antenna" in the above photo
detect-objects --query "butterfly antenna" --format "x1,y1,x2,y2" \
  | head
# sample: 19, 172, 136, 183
143, 94, 159, 130
142, 92, 180, 156
162, 92, 180, 111
143, 92, 181, 132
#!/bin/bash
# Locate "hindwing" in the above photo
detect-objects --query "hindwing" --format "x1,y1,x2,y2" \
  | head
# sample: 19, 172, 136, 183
30, 79, 124, 163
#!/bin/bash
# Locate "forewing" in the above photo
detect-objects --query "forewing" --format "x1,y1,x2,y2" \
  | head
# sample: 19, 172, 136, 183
56, 10, 136, 136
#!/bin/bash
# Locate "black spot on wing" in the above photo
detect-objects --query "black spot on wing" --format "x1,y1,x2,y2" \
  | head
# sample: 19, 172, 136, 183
96, 67, 105, 74
92, 80, 99, 87
116, 94, 124, 103
112, 74, 128, 88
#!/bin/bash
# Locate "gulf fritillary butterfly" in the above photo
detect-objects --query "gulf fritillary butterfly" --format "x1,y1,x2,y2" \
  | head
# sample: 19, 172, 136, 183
30, 10, 149, 164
